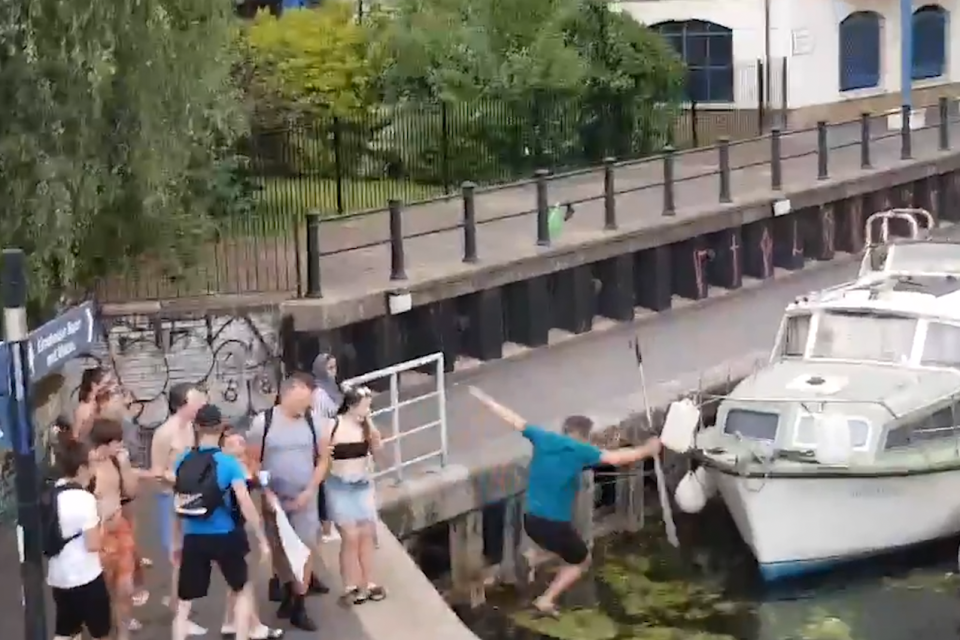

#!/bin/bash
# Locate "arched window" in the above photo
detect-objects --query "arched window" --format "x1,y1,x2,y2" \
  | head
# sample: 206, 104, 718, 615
655, 20, 734, 103
839, 11, 881, 91
913, 5, 948, 80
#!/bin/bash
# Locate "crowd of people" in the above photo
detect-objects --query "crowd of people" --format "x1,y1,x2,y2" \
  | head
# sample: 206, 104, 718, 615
42, 352, 385, 640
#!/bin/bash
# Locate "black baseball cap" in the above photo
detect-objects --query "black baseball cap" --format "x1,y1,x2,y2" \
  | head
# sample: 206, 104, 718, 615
195, 404, 223, 429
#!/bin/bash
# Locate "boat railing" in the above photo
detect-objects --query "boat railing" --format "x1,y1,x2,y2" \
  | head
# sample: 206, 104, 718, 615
696, 394, 900, 420
859, 208, 935, 277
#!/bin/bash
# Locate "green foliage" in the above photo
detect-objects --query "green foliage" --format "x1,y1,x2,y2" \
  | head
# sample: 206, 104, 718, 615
244, 3, 386, 118
0, 0, 245, 313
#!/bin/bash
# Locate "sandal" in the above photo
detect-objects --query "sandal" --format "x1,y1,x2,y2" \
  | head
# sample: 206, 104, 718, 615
340, 586, 368, 606
531, 601, 561, 619
366, 584, 387, 601
132, 590, 149, 607
222, 625, 284, 640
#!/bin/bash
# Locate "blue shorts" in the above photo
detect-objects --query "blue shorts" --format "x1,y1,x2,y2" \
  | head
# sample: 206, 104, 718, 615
324, 475, 377, 525
156, 492, 175, 554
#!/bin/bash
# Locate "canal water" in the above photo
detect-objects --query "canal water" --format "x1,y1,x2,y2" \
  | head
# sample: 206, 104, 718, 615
457, 501, 960, 640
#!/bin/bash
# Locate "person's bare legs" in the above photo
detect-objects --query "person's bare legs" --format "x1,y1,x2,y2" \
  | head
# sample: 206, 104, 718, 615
222, 591, 270, 635
337, 524, 363, 595
357, 521, 377, 587
232, 583, 255, 640
173, 600, 194, 640
533, 556, 591, 613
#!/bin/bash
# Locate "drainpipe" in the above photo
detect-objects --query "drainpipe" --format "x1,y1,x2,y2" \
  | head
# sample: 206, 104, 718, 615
763, 0, 772, 122
901, 0, 912, 109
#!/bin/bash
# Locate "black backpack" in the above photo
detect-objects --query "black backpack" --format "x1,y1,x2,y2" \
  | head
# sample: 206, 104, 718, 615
173, 449, 224, 518
40, 480, 86, 558
259, 407, 319, 466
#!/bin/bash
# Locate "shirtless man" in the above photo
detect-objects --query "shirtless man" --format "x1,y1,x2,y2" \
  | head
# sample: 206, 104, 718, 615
88, 418, 141, 640
149, 382, 208, 636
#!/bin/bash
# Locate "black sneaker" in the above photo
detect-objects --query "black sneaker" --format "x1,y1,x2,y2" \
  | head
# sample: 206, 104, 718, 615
307, 575, 329, 595
289, 596, 317, 632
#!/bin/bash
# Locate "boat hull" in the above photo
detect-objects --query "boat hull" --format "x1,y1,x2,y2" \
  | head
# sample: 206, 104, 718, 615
710, 467, 960, 580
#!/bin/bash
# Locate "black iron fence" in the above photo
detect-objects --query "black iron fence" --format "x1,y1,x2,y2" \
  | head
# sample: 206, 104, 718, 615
248, 58, 788, 220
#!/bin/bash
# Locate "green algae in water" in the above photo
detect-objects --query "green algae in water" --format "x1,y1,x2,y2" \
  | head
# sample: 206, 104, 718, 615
624, 626, 736, 640
511, 609, 619, 640
794, 609, 858, 640
881, 569, 960, 593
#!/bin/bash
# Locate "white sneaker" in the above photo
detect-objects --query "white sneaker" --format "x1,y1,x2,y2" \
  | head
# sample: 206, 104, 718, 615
186, 620, 208, 636
322, 529, 340, 543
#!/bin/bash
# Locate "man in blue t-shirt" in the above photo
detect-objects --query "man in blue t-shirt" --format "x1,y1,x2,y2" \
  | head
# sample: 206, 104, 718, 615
171, 404, 270, 640
469, 387, 662, 617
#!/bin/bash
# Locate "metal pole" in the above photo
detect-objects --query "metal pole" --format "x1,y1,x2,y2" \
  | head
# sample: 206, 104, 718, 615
461, 182, 478, 263
900, 0, 913, 109
388, 199, 407, 280
860, 113, 872, 169
2, 248, 47, 640
305, 211, 322, 298
718, 137, 731, 203
662, 146, 676, 216
603, 157, 617, 230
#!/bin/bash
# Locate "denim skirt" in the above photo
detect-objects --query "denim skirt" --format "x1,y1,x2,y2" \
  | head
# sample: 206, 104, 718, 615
324, 475, 377, 525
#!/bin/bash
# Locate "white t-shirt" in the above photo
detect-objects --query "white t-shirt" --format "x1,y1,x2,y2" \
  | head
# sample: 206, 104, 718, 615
46, 481, 103, 589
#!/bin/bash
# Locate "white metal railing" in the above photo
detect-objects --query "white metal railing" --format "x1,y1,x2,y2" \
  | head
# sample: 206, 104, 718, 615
342, 352, 447, 482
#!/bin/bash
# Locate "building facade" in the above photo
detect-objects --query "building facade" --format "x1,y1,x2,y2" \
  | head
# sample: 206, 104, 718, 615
617, 0, 959, 124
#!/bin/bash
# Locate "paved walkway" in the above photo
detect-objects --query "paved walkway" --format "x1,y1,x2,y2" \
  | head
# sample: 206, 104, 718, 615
0, 256, 912, 640
314, 109, 953, 297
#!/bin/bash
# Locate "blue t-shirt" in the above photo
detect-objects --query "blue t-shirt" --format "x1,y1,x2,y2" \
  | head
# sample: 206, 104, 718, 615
523, 425, 602, 522
173, 447, 247, 536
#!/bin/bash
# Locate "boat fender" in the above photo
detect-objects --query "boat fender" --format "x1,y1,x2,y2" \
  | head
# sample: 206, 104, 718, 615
661, 399, 701, 453
814, 414, 853, 466
674, 467, 716, 513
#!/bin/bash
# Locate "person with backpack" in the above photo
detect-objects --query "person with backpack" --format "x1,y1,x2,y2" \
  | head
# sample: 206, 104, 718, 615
149, 382, 208, 636
246, 373, 325, 631
172, 404, 270, 640
88, 418, 141, 640
45, 437, 113, 640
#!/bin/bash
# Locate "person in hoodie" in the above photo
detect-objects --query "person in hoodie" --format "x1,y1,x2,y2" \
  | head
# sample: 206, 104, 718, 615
311, 353, 342, 543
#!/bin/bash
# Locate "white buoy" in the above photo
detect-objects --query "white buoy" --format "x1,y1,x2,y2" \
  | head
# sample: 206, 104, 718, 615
814, 414, 853, 466
674, 466, 717, 513
661, 399, 701, 454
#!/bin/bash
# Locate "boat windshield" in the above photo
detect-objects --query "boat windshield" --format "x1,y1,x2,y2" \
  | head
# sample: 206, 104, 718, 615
920, 322, 960, 368
809, 310, 917, 363
885, 242, 960, 274
779, 314, 811, 356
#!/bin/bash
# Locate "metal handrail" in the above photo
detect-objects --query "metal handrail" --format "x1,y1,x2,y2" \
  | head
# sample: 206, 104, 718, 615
343, 352, 448, 482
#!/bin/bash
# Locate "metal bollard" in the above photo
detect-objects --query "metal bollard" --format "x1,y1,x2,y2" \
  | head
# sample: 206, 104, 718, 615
461, 181, 478, 263
388, 199, 407, 280
770, 128, 782, 190
535, 169, 550, 246
305, 211, 322, 298
603, 157, 617, 230
662, 146, 676, 216
817, 121, 828, 180
939, 96, 950, 151
900, 104, 912, 160
860, 113, 872, 169
718, 137, 731, 203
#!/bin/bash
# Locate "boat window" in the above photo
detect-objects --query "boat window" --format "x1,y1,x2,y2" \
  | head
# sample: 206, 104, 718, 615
920, 322, 960, 368
886, 242, 960, 273
723, 409, 779, 441
780, 314, 811, 356
809, 311, 917, 363
793, 415, 870, 449
884, 405, 959, 449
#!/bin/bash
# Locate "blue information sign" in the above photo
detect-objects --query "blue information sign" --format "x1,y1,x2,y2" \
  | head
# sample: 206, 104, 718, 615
0, 302, 98, 451
26, 301, 97, 380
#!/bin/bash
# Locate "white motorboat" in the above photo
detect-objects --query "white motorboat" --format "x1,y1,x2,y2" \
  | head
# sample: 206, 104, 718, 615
672, 208, 960, 581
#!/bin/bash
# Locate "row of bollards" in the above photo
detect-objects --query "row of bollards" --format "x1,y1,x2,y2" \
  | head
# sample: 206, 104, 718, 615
303, 96, 955, 298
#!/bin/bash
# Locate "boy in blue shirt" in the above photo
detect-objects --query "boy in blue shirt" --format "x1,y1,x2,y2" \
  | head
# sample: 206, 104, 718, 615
469, 387, 662, 617
171, 405, 270, 640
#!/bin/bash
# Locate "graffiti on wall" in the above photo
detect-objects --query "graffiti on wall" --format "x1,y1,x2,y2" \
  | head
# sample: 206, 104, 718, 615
67, 310, 282, 427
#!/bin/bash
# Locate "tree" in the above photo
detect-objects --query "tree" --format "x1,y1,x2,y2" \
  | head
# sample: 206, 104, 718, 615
243, 3, 386, 119
0, 0, 245, 314
377, 0, 686, 183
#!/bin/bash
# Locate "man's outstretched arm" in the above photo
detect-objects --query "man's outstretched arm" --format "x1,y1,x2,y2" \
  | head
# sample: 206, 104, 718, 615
469, 386, 527, 431
598, 438, 662, 467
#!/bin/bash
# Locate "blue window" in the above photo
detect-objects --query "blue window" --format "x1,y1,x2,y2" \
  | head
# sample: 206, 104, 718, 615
839, 12, 882, 91
655, 20, 734, 103
913, 5, 948, 80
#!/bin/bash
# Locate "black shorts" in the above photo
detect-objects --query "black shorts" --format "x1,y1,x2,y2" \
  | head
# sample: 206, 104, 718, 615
178, 530, 250, 601
523, 513, 589, 565
317, 482, 328, 521
52, 574, 113, 639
